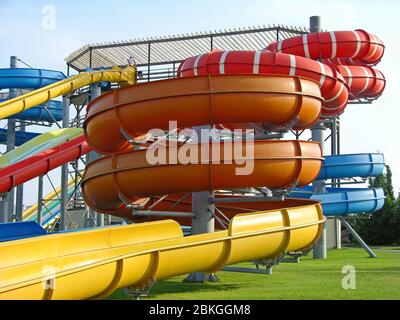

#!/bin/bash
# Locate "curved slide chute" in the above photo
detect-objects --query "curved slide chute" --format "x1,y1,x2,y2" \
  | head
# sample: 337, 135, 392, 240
291, 187, 385, 216
0, 131, 91, 194
178, 50, 348, 116
0, 73, 327, 299
318, 153, 385, 180
266, 30, 385, 102
0, 68, 65, 122
0, 128, 83, 168
0, 200, 324, 300
291, 153, 386, 216
84, 74, 322, 154
0, 28, 385, 300
0, 66, 136, 120
0, 100, 63, 123
266, 30, 384, 65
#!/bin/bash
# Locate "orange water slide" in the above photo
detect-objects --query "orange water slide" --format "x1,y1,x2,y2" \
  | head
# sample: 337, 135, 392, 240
84, 74, 322, 155
82, 74, 324, 217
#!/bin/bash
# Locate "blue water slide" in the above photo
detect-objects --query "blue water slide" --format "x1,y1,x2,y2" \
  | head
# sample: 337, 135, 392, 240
290, 187, 385, 216
0, 68, 66, 122
0, 99, 63, 122
0, 222, 46, 242
290, 153, 386, 216
318, 153, 385, 180
0, 128, 40, 146
0, 68, 65, 89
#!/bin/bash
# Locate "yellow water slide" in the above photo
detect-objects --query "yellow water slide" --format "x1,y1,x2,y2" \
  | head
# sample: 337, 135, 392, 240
0, 203, 324, 300
0, 73, 327, 300
0, 66, 136, 120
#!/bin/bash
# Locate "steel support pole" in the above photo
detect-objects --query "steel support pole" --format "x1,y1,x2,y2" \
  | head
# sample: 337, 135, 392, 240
309, 16, 321, 33
0, 194, 7, 223
312, 123, 327, 259
331, 118, 342, 249
309, 16, 327, 260
340, 218, 377, 258
5, 56, 19, 222
86, 84, 103, 228
15, 121, 26, 221
60, 95, 70, 230
185, 126, 216, 283
37, 175, 44, 226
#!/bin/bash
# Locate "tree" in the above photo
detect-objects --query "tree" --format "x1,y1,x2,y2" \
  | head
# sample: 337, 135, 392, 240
350, 165, 400, 246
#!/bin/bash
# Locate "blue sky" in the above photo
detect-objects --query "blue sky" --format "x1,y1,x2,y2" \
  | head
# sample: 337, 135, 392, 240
0, 0, 399, 204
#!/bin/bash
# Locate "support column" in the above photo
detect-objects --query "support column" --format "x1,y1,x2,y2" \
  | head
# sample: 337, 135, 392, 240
5, 56, 19, 222
312, 123, 327, 259
37, 175, 44, 226
185, 126, 216, 283
331, 118, 342, 249
86, 84, 103, 228
15, 121, 26, 221
60, 95, 70, 230
309, 16, 327, 260
340, 218, 377, 258
0, 194, 7, 223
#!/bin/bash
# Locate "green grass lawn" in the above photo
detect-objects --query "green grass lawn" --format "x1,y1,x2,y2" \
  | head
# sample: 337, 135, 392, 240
108, 247, 400, 300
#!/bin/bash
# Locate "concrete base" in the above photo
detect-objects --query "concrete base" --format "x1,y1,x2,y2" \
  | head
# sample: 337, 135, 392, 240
313, 224, 327, 259
326, 218, 342, 249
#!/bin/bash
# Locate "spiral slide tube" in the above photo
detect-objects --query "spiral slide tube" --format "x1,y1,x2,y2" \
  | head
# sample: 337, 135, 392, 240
290, 153, 386, 216
91, 154, 386, 222
0, 72, 327, 299
266, 30, 386, 102
178, 50, 349, 116
0, 29, 385, 300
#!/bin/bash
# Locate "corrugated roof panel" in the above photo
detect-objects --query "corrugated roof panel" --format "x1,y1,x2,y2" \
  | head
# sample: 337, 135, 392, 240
66, 25, 308, 71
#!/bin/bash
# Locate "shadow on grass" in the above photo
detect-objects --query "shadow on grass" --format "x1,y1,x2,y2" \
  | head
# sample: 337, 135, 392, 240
150, 280, 241, 296
108, 280, 242, 300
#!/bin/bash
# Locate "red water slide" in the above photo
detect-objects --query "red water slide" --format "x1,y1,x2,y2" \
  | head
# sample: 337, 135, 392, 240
0, 136, 91, 193
266, 29, 386, 100
178, 50, 348, 116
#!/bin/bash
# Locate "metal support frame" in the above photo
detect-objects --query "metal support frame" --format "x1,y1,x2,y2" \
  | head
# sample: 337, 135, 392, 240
37, 175, 44, 226
340, 218, 377, 258
132, 210, 195, 218
60, 95, 70, 230
85, 84, 104, 228
5, 56, 18, 222
223, 266, 273, 275
330, 118, 342, 249
0, 194, 7, 223
15, 120, 26, 221
185, 126, 216, 283
309, 16, 328, 260
312, 121, 327, 259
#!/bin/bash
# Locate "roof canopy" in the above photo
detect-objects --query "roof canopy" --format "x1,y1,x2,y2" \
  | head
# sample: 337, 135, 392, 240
65, 25, 308, 71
